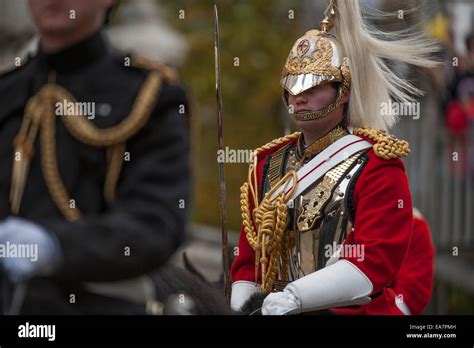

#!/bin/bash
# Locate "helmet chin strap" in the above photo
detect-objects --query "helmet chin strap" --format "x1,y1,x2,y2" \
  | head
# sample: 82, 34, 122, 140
284, 81, 349, 122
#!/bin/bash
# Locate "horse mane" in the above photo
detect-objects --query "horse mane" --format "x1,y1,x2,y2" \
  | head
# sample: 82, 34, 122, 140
150, 262, 234, 315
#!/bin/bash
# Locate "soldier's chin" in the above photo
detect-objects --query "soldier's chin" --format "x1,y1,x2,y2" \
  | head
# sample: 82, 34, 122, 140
291, 109, 340, 133
36, 16, 76, 36
290, 109, 327, 121
294, 117, 327, 129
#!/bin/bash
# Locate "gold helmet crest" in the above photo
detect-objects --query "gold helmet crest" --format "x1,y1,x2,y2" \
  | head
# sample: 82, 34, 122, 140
280, 11, 351, 121
281, 30, 350, 97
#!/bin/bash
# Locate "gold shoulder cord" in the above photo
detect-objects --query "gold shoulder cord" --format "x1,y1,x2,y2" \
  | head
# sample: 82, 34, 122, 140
353, 127, 410, 160
240, 132, 300, 293
10, 59, 170, 221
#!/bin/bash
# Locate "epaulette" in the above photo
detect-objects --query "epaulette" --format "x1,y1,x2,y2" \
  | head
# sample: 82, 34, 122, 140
353, 127, 410, 160
131, 56, 179, 84
253, 132, 300, 158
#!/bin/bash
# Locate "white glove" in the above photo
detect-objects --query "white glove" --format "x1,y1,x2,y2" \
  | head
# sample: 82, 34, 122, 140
262, 260, 373, 315
230, 281, 260, 311
262, 289, 300, 315
0, 217, 63, 283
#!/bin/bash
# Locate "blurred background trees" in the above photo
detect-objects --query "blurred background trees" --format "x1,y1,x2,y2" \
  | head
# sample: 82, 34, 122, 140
161, 0, 316, 229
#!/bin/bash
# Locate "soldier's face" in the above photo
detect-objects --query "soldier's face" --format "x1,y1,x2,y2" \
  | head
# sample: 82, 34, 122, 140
287, 83, 339, 114
288, 83, 349, 142
28, 0, 113, 35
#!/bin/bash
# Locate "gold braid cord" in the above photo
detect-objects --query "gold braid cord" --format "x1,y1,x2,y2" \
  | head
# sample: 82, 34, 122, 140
11, 67, 163, 221
132, 56, 179, 84
353, 127, 410, 160
47, 74, 161, 146
104, 142, 127, 204
240, 132, 300, 293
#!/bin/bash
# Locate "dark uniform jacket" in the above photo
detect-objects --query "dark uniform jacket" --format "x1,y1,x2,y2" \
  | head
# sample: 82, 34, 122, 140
0, 31, 191, 314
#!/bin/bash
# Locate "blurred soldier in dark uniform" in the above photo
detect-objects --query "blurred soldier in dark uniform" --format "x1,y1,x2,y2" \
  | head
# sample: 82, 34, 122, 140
0, 0, 190, 314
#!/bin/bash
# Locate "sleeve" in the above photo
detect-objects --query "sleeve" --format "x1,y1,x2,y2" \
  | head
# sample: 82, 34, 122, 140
393, 216, 435, 314
40, 82, 191, 282
230, 156, 269, 284
231, 225, 257, 282
341, 153, 413, 293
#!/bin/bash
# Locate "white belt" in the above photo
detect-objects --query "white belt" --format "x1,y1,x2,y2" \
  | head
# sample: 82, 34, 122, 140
270, 134, 372, 202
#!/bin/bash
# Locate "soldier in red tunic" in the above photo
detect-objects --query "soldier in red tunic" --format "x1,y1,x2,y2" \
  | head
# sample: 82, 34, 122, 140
230, 0, 438, 315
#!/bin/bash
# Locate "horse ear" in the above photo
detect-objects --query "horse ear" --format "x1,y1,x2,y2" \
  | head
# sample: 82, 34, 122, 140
182, 252, 209, 283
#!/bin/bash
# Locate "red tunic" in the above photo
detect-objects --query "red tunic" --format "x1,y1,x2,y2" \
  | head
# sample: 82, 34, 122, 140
231, 134, 416, 315
392, 213, 435, 314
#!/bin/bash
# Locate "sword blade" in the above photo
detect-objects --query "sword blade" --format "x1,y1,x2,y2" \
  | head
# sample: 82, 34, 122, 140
214, 4, 231, 305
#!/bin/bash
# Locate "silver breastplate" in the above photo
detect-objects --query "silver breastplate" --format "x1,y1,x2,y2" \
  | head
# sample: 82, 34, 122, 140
262, 143, 368, 287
